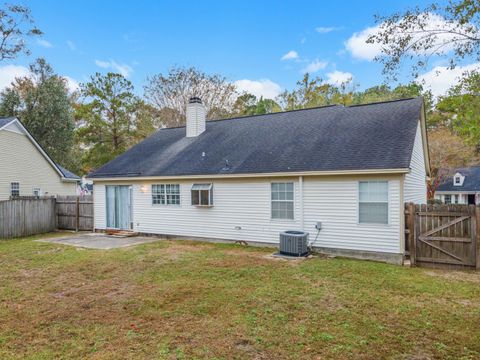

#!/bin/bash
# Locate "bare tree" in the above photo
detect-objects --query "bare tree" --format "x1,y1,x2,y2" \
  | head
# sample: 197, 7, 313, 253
367, 1, 480, 80
144, 66, 236, 127
0, 4, 42, 61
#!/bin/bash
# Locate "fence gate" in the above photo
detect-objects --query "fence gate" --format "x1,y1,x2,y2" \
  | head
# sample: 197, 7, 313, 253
406, 203, 478, 269
56, 195, 94, 231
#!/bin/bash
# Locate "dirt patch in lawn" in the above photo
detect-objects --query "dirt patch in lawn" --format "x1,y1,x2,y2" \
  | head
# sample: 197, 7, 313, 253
423, 269, 480, 284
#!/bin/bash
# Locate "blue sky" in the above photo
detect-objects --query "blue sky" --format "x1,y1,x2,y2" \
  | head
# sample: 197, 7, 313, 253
2, 0, 474, 99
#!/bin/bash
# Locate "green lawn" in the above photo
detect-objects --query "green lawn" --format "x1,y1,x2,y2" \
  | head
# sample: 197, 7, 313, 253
0, 233, 479, 359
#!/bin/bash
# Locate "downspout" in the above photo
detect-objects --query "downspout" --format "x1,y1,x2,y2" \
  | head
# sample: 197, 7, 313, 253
299, 176, 304, 231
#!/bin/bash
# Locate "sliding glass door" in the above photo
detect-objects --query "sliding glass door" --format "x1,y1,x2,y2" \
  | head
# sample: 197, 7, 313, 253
106, 185, 132, 230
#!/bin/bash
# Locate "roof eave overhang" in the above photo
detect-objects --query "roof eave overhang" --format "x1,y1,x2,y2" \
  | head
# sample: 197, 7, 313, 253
88, 168, 410, 182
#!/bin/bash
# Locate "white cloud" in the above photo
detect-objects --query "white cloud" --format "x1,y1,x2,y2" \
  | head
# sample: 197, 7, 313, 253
344, 25, 382, 61
302, 59, 328, 73
63, 76, 80, 93
0, 65, 78, 94
66, 40, 76, 51
234, 79, 283, 99
345, 13, 476, 61
325, 70, 353, 86
37, 39, 53, 48
417, 63, 480, 98
94, 59, 133, 77
281, 50, 299, 61
315, 26, 342, 34
0, 65, 30, 90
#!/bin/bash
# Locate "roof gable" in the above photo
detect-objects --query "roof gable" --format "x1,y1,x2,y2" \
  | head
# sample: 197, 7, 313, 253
438, 167, 480, 192
0, 117, 80, 181
89, 97, 424, 179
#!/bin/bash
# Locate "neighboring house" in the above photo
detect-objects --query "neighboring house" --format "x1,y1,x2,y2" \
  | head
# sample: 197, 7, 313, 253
435, 167, 480, 205
0, 117, 80, 200
78, 176, 94, 195
88, 97, 430, 264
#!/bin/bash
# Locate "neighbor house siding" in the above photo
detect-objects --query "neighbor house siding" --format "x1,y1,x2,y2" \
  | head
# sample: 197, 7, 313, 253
404, 121, 427, 204
94, 174, 403, 254
0, 129, 77, 200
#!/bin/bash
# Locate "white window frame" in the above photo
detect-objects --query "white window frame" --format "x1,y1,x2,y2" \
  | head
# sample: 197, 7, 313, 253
454, 176, 461, 185
33, 187, 41, 197
358, 181, 389, 225
151, 184, 180, 205
10, 182, 19, 197
444, 194, 452, 204
191, 183, 213, 207
454, 194, 459, 204
271, 182, 295, 220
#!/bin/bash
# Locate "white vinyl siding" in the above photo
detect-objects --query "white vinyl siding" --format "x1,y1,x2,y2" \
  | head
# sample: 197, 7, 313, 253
94, 175, 402, 254
0, 129, 77, 200
404, 122, 427, 204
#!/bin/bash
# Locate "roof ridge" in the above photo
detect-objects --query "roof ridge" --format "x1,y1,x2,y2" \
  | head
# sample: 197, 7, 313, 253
159, 104, 342, 130
347, 97, 421, 108
159, 97, 422, 131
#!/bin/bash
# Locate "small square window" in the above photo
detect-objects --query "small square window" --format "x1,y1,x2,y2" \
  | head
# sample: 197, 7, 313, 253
10, 182, 19, 197
191, 183, 213, 206
33, 188, 41, 197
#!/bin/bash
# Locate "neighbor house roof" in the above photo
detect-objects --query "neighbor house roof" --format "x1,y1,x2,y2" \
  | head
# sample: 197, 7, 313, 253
437, 167, 480, 192
0, 117, 16, 128
89, 97, 426, 179
56, 164, 81, 180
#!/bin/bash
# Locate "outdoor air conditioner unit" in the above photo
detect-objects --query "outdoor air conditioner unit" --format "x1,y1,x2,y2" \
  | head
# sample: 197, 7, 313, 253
279, 230, 309, 257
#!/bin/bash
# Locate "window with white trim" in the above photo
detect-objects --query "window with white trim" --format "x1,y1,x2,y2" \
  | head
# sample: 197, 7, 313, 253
152, 184, 180, 205
10, 182, 19, 197
444, 194, 452, 204
271, 182, 294, 220
454, 176, 461, 185
191, 183, 213, 206
359, 181, 388, 224
454, 194, 459, 204
33, 188, 41, 197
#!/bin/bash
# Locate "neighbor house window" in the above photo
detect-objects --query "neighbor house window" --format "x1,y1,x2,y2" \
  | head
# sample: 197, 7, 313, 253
10, 182, 19, 197
152, 184, 180, 205
33, 188, 41, 197
455, 176, 461, 185
454, 194, 459, 204
359, 181, 388, 224
271, 182, 294, 220
191, 183, 213, 206
444, 195, 452, 204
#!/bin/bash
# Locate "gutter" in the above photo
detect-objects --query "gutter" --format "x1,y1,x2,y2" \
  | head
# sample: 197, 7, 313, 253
88, 168, 410, 182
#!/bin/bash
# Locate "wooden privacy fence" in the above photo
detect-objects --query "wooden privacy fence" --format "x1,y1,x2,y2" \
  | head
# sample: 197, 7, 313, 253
0, 196, 93, 239
405, 203, 480, 270
0, 197, 56, 239
56, 195, 93, 231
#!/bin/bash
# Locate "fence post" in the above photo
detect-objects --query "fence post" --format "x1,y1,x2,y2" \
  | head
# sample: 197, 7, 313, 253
476, 206, 480, 270
75, 196, 80, 232
406, 202, 416, 266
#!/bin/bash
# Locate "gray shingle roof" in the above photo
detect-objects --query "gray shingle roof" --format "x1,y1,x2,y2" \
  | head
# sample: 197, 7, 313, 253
0, 117, 16, 128
437, 167, 480, 192
56, 164, 81, 180
88, 97, 424, 179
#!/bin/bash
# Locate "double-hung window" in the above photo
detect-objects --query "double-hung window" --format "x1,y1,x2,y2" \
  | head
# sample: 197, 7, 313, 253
359, 181, 388, 224
10, 182, 19, 197
152, 184, 180, 205
444, 194, 452, 204
271, 182, 294, 220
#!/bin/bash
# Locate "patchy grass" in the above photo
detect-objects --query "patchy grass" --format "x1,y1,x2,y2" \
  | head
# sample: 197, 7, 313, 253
0, 233, 480, 359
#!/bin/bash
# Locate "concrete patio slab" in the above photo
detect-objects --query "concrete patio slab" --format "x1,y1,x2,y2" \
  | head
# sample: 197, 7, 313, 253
37, 233, 162, 249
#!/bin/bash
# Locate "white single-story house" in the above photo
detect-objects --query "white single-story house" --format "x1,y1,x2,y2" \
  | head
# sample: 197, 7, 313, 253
0, 117, 80, 200
88, 97, 430, 264
435, 167, 480, 205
